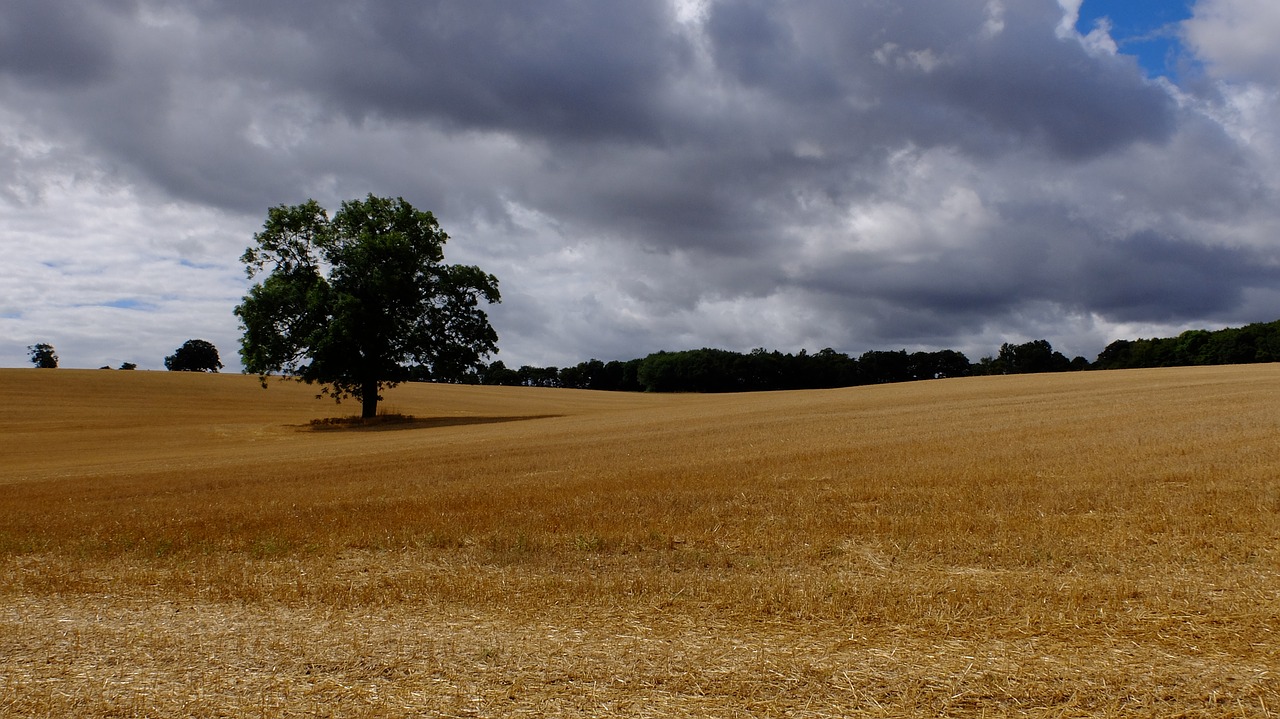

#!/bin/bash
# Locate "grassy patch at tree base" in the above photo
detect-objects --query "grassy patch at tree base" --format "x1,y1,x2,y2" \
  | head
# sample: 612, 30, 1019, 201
307, 413, 417, 430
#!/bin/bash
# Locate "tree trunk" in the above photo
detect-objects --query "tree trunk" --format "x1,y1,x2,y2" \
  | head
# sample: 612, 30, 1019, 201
361, 379, 379, 419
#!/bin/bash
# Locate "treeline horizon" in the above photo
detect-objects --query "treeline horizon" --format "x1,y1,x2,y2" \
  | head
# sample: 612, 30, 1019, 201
469, 318, 1280, 393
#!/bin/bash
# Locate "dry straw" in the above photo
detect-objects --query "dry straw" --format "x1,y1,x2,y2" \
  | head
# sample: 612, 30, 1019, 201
1, 366, 1278, 716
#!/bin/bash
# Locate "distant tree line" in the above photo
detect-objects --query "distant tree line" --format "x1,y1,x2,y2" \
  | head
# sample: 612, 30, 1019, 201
472, 318, 1280, 393
23, 318, 1280, 392
474, 343, 1068, 392
1093, 319, 1280, 370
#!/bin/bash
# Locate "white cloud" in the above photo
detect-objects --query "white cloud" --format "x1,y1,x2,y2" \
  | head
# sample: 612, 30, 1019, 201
1054, 0, 1120, 56
0, 129, 254, 369
1055, 0, 1083, 40
1185, 0, 1280, 84
872, 43, 947, 73
981, 0, 1005, 39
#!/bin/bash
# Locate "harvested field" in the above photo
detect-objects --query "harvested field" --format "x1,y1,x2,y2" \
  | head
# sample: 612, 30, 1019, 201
2, 365, 1278, 717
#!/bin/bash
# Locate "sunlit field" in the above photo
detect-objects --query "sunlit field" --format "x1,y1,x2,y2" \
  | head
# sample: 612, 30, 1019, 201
2, 366, 1278, 717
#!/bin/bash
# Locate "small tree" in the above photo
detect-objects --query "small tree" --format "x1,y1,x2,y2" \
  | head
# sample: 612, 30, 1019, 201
165, 339, 223, 372
234, 195, 501, 418
28, 343, 58, 368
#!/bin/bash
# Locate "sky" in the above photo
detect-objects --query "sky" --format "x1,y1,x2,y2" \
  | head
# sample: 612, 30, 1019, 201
2, 0, 1279, 372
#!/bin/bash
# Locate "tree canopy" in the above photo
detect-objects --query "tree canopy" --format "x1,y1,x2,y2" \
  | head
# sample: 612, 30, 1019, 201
165, 339, 223, 372
28, 343, 57, 369
1093, 320, 1280, 370
234, 195, 501, 418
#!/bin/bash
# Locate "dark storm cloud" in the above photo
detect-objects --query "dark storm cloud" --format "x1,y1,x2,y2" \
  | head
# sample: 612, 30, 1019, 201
193, 0, 688, 143
2, 0, 1177, 215
819, 228, 1276, 321
0, 0, 691, 212
793, 200, 1280, 358
0, 1, 117, 87
922, 3, 1177, 158
703, 0, 1175, 158
2, 0, 1278, 368
509, 0, 1184, 277
1074, 231, 1279, 321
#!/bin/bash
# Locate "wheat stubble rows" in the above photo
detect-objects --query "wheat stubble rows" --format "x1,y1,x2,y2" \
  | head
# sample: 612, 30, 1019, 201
2, 367, 1278, 716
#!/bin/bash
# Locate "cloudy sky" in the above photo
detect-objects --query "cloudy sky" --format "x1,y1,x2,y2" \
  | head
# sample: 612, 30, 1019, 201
3, 0, 1279, 371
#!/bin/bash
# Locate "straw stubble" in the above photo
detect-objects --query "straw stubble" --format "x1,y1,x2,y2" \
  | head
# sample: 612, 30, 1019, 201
1, 366, 1277, 716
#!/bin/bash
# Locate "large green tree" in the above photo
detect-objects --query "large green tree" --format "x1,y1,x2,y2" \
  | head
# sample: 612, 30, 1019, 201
234, 195, 501, 418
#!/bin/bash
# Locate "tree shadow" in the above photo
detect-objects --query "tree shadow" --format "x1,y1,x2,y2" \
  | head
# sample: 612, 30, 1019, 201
302, 414, 563, 432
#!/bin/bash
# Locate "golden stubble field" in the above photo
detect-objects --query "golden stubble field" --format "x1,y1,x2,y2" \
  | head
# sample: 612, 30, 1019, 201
1, 365, 1278, 717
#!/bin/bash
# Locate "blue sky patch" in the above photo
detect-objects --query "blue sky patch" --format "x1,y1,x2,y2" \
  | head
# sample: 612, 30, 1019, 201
103, 298, 154, 311
1077, 0, 1194, 79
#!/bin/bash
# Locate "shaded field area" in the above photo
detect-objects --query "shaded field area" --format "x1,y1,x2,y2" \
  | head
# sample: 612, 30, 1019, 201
2, 367, 1279, 717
